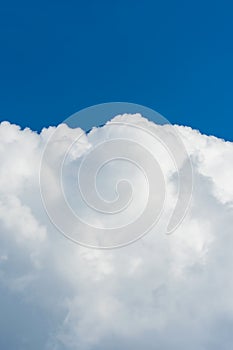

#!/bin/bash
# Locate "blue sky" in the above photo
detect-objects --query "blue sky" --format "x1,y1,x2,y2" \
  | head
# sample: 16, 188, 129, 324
0, 0, 233, 140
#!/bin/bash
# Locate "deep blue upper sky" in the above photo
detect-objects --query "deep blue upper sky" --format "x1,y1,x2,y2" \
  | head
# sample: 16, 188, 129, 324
0, 0, 233, 140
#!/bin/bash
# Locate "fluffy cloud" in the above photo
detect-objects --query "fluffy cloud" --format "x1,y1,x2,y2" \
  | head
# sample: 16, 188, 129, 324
0, 116, 233, 349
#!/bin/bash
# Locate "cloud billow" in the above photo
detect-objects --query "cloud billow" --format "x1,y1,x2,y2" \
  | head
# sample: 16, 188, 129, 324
0, 114, 232, 349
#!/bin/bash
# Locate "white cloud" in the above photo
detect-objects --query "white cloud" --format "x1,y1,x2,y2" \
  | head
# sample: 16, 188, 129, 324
0, 115, 233, 349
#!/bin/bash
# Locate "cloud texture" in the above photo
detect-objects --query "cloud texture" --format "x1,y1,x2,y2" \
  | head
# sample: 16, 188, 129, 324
0, 115, 233, 349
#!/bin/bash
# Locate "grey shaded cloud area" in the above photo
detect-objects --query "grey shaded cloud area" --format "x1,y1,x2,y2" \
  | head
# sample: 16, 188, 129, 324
0, 114, 233, 349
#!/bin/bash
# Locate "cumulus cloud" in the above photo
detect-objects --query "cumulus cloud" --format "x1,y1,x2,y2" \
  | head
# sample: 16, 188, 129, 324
0, 115, 233, 349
